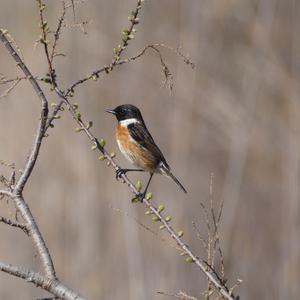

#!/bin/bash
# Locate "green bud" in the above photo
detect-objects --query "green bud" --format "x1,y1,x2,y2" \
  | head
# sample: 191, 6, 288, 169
159, 225, 165, 230
146, 192, 152, 200
177, 230, 184, 238
110, 152, 116, 158
180, 252, 187, 256
91, 145, 97, 150
185, 256, 194, 263
75, 112, 81, 120
152, 216, 159, 222
145, 210, 152, 215
86, 121, 93, 129
99, 138, 106, 147
98, 155, 106, 161
92, 74, 98, 81
51, 102, 57, 107
157, 205, 165, 213
75, 127, 82, 132
131, 197, 140, 203
165, 216, 172, 222
135, 180, 142, 192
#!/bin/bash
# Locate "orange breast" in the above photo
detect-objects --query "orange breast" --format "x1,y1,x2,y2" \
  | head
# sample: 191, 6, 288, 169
116, 124, 157, 172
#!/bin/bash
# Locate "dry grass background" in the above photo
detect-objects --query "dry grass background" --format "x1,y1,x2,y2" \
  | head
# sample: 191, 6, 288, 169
0, 0, 300, 299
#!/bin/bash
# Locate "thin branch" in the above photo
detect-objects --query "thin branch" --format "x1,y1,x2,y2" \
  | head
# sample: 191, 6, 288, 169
0, 29, 56, 280
0, 190, 13, 197
110, 0, 144, 70
46, 42, 193, 128
157, 291, 198, 300
52, 86, 234, 300
0, 78, 21, 99
50, 1, 66, 64
0, 30, 49, 194
0, 216, 29, 234
0, 262, 85, 300
14, 194, 56, 278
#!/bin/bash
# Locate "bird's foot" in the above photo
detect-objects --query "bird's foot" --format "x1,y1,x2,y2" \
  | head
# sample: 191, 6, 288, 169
131, 192, 145, 203
116, 168, 127, 180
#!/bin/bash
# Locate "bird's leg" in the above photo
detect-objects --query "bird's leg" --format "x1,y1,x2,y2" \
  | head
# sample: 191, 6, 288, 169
137, 173, 153, 202
116, 168, 145, 180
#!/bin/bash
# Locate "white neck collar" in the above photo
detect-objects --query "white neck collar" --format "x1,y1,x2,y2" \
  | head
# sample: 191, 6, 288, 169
119, 118, 139, 126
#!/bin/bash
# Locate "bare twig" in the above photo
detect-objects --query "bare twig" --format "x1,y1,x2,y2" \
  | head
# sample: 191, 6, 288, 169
0, 216, 28, 234
110, 205, 181, 252
157, 290, 198, 300
0, 78, 21, 99
0, 190, 13, 197
0, 262, 85, 300
50, 0, 67, 64
110, 0, 144, 70
0, 29, 55, 279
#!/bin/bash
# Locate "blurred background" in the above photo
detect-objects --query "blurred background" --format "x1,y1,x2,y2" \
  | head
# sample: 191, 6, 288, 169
0, 0, 300, 299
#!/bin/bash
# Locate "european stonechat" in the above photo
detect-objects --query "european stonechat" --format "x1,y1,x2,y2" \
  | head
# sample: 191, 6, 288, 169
106, 104, 187, 198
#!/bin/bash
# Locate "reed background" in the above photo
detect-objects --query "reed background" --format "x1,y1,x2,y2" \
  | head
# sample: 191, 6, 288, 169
0, 0, 300, 299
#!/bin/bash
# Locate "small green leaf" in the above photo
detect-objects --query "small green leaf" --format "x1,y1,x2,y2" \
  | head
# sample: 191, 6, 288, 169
75, 112, 81, 120
185, 256, 194, 263
86, 121, 93, 129
91, 74, 98, 81
157, 205, 165, 213
135, 180, 142, 192
99, 138, 106, 147
152, 216, 159, 222
177, 230, 184, 238
131, 197, 140, 203
165, 216, 172, 222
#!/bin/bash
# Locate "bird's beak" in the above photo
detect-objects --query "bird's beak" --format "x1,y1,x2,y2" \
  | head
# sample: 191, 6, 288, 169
105, 109, 116, 115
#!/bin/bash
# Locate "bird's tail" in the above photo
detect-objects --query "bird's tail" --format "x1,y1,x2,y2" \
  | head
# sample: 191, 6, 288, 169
159, 162, 187, 194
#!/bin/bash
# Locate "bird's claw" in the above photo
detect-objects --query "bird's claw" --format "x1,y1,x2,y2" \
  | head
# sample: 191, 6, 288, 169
116, 168, 126, 180
131, 192, 145, 203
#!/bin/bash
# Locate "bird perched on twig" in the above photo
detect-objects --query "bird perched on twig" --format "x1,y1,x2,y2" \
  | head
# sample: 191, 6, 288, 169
106, 104, 187, 200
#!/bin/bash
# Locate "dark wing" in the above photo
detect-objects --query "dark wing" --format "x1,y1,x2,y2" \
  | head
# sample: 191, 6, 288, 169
128, 122, 168, 166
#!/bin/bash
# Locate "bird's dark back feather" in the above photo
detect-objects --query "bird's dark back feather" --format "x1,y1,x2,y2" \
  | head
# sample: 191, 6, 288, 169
127, 122, 168, 167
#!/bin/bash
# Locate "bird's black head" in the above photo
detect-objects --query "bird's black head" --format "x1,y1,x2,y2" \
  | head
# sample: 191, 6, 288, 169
106, 104, 143, 122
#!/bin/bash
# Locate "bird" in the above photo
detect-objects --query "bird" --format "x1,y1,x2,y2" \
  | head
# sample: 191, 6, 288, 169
106, 104, 187, 199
